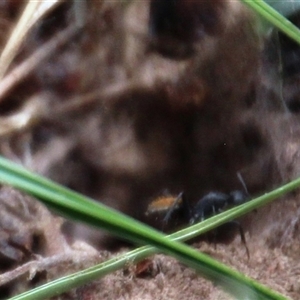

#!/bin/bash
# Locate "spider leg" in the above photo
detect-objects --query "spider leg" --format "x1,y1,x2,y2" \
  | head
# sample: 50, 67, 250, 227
162, 192, 184, 228
228, 220, 250, 260
181, 193, 193, 223
237, 171, 249, 196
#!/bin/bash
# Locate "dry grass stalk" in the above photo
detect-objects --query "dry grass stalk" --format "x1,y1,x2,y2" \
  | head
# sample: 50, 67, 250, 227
0, 0, 61, 80
0, 25, 78, 102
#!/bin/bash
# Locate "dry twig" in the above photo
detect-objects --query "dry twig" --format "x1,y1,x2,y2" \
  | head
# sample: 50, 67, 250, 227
0, 25, 78, 102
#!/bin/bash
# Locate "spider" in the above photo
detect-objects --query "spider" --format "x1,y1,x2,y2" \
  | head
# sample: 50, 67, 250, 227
146, 173, 250, 258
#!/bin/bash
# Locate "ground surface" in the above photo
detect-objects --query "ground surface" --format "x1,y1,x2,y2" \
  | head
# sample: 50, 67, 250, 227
0, 1, 300, 299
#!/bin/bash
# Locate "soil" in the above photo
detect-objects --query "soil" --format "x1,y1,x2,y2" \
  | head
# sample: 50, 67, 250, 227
0, 1, 300, 299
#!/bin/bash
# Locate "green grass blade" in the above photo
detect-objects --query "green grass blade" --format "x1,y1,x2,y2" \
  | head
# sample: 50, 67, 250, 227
265, 0, 300, 18
0, 156, 290, 300
10, 181, 297, 300
9, 173, 300, 300
242, 0, 300, 45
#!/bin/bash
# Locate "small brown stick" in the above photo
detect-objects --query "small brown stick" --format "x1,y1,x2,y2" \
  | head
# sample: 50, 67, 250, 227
0, 25, 78, 102
0, 254, 71, 286
0, 93, 52, 137
0, 249, 100, 286
52, 81, 137, 115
